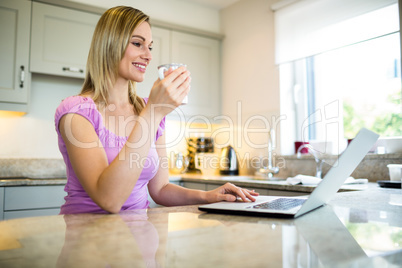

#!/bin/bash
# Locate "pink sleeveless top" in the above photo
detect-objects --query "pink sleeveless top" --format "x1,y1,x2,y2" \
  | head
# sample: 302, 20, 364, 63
54, 96, 165, 214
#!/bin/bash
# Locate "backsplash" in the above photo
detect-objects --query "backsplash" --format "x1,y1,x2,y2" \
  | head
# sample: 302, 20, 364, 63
1, 153, 401, 182
275, 153, 402, 182
0, 158, 66, 178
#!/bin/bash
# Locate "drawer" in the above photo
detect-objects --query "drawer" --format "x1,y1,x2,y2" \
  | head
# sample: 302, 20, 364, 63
182, 182, 207, 190
267, 190, 307, 197
4, 208, 61, 220
4, 185, 65, 210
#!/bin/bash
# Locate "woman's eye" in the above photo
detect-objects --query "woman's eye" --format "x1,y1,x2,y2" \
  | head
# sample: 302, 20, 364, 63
131, 42, 142, 48
149, 47, 153, 51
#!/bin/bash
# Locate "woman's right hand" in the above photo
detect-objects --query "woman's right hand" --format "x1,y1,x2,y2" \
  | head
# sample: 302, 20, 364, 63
204, 183, 259, 203
147, 66, 191, 117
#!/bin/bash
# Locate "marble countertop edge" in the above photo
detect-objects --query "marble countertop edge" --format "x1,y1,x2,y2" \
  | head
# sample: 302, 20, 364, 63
0, 177, 67, 186
0, 174, 380, 193
178, 175, 375, 193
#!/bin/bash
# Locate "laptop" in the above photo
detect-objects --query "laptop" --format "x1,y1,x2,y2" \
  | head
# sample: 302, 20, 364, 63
198, 128, 379, 218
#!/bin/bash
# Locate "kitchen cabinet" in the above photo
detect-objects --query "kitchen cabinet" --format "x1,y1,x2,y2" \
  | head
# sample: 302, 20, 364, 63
137, 28, 221, 120
267, 189, 306, 196
0, 180, 182, 218
184, 181, 271, 194
0, 0, 31, 112
30, 2, 100, 79
0, 188, 3, 220
0, 185, 66, 220
207, 184, 272, 195
171, 31, 221, 119
2, 0, 221, 114
182, 181, 207, 191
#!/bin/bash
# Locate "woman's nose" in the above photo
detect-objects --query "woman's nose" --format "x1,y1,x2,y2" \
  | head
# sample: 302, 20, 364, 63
143, 47, 152, 62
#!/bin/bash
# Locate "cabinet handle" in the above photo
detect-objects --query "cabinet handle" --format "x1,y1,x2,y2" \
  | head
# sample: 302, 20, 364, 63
19, 66, 25, 88
62, 67, 84, 73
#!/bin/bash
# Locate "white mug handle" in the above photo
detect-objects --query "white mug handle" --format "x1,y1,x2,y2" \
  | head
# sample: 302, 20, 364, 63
158, 66, 168, 80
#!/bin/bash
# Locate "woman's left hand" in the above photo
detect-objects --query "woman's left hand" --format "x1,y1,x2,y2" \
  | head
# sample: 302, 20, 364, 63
204, 183, 259, 203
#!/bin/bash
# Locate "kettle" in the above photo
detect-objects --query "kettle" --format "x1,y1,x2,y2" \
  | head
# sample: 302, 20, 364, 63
219, 145, 239, 175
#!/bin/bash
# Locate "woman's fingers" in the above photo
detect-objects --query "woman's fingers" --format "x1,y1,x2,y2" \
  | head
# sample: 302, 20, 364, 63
219, 183, 258, 202
241, 188, 259, 202
236, 187, 257, 202
158, 66, 191, 104
160, 66, 189, 85
169, 70, 191, 95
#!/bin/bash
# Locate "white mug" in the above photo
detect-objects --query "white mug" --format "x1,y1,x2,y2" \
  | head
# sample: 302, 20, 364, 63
158, 63, 188, 105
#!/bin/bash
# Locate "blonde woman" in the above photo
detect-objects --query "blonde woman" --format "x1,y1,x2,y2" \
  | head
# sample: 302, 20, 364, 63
55, 6, 257, 214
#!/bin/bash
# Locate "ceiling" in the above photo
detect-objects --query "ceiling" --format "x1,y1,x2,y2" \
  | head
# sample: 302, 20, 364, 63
180, 0, 241, 10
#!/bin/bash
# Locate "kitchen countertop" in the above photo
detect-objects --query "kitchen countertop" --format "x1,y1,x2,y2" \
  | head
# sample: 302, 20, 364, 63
0, 187, 401, 267
0, 174, 376, 196
178, 174, 375, 193
0, 177, 67, 187
0, 175, 374, 193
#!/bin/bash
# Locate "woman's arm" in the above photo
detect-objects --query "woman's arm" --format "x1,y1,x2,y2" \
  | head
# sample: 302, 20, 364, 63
59, 67, 191, 213
147, 133, 205, 206
59, 105, 161, 213
147, 134, 259, 207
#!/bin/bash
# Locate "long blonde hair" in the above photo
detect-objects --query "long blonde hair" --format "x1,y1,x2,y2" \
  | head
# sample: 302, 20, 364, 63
81, 6, 149, 114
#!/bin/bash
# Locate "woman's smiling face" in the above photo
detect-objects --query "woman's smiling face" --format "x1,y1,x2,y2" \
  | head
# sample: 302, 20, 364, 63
118, 21, 153, 83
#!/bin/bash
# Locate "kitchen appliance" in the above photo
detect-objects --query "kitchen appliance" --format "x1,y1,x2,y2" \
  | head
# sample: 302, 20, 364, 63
183, 137, 214, 174
170, 152, 185, 174
219, 145, 239, 175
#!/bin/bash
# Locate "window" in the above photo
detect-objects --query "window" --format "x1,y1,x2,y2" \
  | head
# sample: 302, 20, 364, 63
275, 1, 401, 154
314, 33, 401, 139
290, 32, 401, 154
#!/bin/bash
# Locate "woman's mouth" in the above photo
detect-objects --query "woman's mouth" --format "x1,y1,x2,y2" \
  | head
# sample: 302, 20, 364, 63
133, 63, 146, 72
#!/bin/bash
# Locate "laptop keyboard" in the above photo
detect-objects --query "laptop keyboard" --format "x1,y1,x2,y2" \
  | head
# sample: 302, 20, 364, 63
250, 198, 306, 211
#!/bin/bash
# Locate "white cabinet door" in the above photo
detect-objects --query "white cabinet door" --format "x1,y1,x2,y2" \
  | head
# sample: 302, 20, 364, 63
171, 31, 221, 119
137, 27, 170, 99
0, 0, 31, 110
1, 185, 66, 220
4, 185, 66, 210
182, 181, 207, 190
0, 187, 3, 220
4, 208, 62, 220
30, 2, 100, 79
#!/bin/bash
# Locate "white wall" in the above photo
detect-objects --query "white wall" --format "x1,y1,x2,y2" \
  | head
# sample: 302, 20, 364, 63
0, 74, 82, 158
220, 0, 281, 174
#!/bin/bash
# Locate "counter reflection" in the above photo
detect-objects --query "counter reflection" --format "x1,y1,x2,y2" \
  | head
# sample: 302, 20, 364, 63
57, 210, 167, 268
55, 203, 402, 267
333, 205, 402, 258
196, 204, 402, 268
